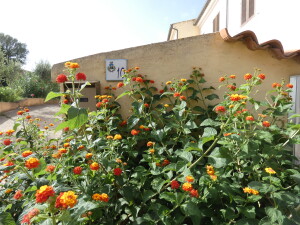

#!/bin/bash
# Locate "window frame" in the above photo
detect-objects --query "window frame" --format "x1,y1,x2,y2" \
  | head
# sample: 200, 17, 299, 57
241, 0, 255, 26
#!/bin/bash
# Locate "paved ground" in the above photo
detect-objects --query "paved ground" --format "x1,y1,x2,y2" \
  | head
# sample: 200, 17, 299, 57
0, 104, 61, 134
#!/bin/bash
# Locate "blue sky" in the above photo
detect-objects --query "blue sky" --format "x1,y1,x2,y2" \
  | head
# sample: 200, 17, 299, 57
0, 0, 205, 71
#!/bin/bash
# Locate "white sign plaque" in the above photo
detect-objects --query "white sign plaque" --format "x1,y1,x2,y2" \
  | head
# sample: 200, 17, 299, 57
105, 59, 127, 81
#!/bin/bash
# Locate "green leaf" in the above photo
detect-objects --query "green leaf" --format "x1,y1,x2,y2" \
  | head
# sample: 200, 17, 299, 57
132, 102, 144, 114
176, 161, 187, 172
0, 212, 16, 225
220, 207, 237, 220
202, 127, 217, 137
151, 129, 165, 142
152, 178, 167, 192
68, 107, 88, 128
202, 136, 215, 145
193, 106, 206, 113
199, 77, 206, 83
265, 207, 284, 223
236, 218, 259, 225
39, 218, 53, 225
256, 130, 273, 143
273, 192, 300, 206
185, 120, 198, 129
290, 174, 300, 184
127, 115, 140, 129
55, 121, 70, 131
68, 200, 98, 223
203, 86, 216, 91
0, 165, 15, 171
13, 122, 21, 131
289, 114, 300, 119
247, 194, 262, 202
176, 150, 193, 162
58, 210, 71, 222
200, 119, 221, 127
205, 94, 219, 100
208, 147, 230, 168
116, 90, 131, 100
79, 81, 91, 91
160, 192, 176, 203
184, 145, 203, 152
34, 158, 47, 176
238, 206, 256, 219
56, 107, 88, 130
45, 91, 64, 102
24, 185, 37, 193
55, 104, 71, 116
160, 91, 174, 97
142, 190, 155, 202
181, 202, 201, 216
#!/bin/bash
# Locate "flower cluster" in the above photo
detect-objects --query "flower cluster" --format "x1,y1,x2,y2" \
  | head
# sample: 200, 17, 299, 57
243, 187, 259, 195
265, 167, 276, 174
35, 185, 55, 203
55, 191, 78, 209
25, 157, 40, 169
21, 208, 40, 224
13, 190, 23, 200
206, 165, 217, 181
92, 193, 109, 202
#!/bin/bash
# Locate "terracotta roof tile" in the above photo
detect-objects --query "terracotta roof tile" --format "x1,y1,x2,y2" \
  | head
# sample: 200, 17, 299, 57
220, 28, 300, 60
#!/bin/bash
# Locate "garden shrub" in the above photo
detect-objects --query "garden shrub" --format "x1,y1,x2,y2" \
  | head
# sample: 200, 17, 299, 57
10, 72, 59, 98
0, 86, 22, 102
0, 63, 299, 225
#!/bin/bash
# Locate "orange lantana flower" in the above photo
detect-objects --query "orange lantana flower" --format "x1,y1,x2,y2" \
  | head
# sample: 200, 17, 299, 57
36, 185, 55, 203
25, 158, 40, 169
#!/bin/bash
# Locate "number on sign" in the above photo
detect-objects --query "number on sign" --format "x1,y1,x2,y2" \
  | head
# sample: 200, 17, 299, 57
117, 67, 125, 78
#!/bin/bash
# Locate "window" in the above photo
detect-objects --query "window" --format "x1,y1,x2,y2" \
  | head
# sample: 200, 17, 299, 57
241, 0, 255, 25
213, 13, 220, 32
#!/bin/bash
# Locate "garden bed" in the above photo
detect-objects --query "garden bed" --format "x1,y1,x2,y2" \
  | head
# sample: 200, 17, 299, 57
0, 98, 59, 113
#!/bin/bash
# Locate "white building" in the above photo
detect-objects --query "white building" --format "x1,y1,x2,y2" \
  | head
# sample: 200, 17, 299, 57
168, 0, 300, 51
168, 0, 300, 162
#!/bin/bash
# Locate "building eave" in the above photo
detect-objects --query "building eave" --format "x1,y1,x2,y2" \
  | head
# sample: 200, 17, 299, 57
220, 28, 300, 60
194, 0, 212, 25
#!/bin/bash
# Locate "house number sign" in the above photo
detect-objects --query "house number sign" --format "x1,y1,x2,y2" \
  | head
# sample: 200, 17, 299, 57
105, 59, 127, 81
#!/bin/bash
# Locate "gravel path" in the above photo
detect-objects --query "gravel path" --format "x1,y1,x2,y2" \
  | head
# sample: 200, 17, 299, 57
0, 104, 61, 137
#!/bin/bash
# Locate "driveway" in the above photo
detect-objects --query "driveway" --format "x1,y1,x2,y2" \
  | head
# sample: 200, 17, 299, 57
0, 104, 61, 136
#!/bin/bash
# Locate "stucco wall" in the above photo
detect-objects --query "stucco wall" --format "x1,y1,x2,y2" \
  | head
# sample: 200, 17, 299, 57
0, 98, 59, 113
169, 19, 200, 40
51, 32, 300, 118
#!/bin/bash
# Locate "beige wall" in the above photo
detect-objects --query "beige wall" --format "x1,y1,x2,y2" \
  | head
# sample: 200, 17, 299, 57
0, 98, 58, 113
52, 32, 300, 118
169, 19, 200, 40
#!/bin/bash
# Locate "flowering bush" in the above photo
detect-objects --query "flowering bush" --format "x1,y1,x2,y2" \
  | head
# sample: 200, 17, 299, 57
0, 64, 299, 224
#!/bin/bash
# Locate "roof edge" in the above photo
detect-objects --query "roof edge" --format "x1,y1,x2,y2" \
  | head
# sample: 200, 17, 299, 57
194, 0, 212, 25
219, 28, 300, 60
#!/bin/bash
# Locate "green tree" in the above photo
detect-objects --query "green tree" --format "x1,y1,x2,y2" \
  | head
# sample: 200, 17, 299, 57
33, 60, 51, 80
0, 33, 29, 64
0, 46, 22, 86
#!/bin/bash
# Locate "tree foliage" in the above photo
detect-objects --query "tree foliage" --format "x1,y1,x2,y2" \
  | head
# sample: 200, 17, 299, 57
0, 47, 22, 86
0, 33, 29, 64
33, 60, 51, 80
